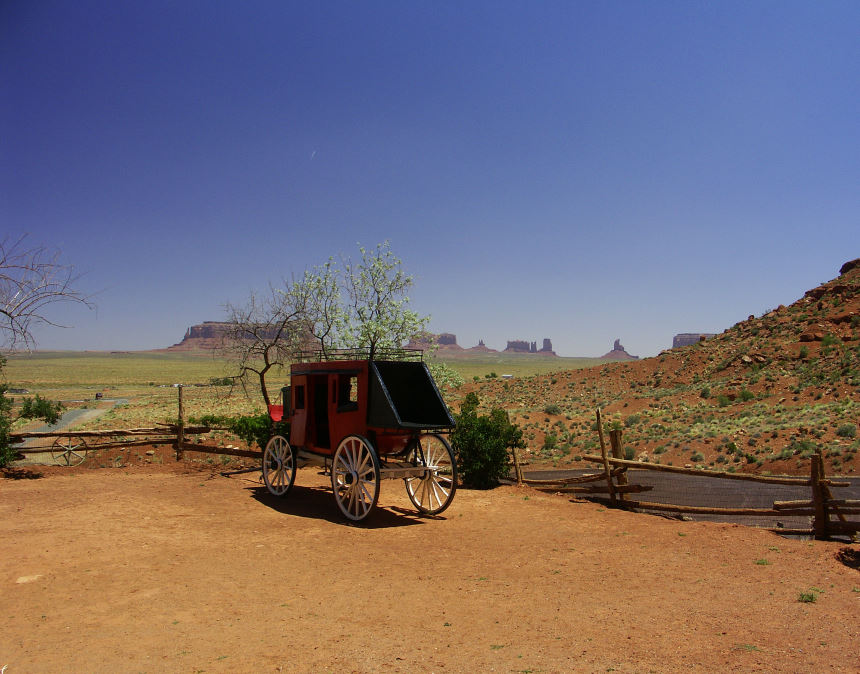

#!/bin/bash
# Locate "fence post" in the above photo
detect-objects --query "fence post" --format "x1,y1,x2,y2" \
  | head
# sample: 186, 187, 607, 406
596, 409, 616, 503
811, 452, 828, 540
176, 385, 185, 461
511, 445, 524, 486
609, 429, 628, 502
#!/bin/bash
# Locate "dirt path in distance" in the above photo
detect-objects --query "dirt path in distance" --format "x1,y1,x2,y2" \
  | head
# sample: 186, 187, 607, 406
2, 464, 858, 673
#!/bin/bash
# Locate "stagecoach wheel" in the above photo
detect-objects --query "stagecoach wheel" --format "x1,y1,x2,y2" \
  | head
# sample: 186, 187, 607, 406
404, 433, 457, 515
331, 435, 381, 522
51, 435, 89, 466
262, 435, 296, 496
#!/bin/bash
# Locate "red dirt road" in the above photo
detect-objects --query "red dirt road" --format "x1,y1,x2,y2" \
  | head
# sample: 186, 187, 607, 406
2, 465, 858, 673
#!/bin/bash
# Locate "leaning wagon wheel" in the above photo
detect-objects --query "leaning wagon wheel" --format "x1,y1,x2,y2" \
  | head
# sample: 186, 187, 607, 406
331, 435, 381, 522
404, 433, 457, 515
51, 435, 89, 466
262, 435, 296, 496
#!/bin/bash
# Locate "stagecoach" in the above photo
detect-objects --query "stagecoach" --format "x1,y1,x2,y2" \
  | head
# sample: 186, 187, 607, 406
263, 350, 457, 521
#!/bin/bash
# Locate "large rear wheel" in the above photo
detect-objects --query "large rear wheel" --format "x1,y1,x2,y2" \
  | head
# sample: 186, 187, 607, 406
262, 435, 296, 496
331, 435, 380, 522
404, 433, 457, 515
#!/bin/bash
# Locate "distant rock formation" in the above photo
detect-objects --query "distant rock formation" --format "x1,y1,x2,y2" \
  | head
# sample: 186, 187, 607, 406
672, 333, 716, 349
167, 322, 231, 351
467, 339, 498, 353
406, 332, 462, 351
504, 338, 557, 356
504, 340, 531, 353
600, 338, 638, 360
168, 321, 295, 352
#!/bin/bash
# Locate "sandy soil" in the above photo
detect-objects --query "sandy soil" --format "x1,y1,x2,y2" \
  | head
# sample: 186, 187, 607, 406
2, 461, 858, 673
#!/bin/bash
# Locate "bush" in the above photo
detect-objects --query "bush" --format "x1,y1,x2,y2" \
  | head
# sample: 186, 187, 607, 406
19, 394, 64, 425
716, 395, 731, 407
451, 392, 524, 489
700, 386, 711, 399
0, 384, 13, 468
543, 404, 562, 415
738, 388, 755, 402
191, 413, 289, 450
836, 423, 857, 438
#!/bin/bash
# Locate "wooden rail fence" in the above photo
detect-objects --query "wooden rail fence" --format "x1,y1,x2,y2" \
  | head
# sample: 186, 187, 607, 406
512, 409, 858, 541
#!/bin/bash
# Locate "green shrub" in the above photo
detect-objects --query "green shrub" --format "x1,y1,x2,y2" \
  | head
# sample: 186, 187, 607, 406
543, 404, 562, 415
451, 392, 524, 489
821, 333, 838, 347
700, 386, 711, 399
0, 383, 13, 468
836, 423, 857, 438
691, 451, 705, 463
716, 395, 731, 407
191, 413, 289, 450
739, 389, 755, 402
18, 394, 64, 425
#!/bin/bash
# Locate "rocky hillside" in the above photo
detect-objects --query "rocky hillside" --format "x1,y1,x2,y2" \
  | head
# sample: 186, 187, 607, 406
461, 259, 860, 476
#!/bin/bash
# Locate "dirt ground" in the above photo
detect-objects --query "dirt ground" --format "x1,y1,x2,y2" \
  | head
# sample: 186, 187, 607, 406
2, 460, 859, 673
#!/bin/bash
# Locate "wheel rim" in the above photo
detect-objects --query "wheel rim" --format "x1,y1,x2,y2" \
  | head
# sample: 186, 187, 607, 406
405, 434, 457, 515
51, 436, 88, 466
332, 436, 380, 521
262, 435, 295, 496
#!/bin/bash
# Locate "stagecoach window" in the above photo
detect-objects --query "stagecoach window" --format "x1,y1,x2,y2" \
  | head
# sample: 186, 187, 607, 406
294, 385, 305, 410
337, 375, 358, 412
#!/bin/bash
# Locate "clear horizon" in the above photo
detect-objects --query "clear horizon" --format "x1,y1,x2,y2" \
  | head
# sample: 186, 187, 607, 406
3, 1, 858, 358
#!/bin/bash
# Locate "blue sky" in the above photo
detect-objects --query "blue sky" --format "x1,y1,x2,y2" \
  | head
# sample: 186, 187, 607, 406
2, 1, 858, 357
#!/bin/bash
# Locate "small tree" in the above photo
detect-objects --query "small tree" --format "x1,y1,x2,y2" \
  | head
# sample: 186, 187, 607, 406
221, 279, 312, 408
340, 242, 429, 360
451, 392, 525, 489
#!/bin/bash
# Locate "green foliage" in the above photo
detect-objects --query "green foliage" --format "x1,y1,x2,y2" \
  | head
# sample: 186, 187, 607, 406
797, 589, 818, 603
716, 395, 731, 407
624, 414, 641, 427
543, 403, 562, 415
340, 241, 430, 359
427, 361, 464, 390
821, 333, 838, 347
799, 345, 809, 359
191, 413, 289, 450
699, 386, 711, 399
18, 394, 64, 425
451, 392, 524, 489
836, 423, 857, 438
738, 388, 755, 402
0, 380, 13, 468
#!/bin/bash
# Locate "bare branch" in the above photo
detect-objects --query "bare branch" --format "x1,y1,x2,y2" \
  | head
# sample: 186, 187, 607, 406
0, 235, 93, 350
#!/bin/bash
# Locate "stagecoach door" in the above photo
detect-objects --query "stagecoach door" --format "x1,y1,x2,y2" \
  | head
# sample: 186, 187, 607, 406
289, 375, 308, 447
311, 375, 330, 449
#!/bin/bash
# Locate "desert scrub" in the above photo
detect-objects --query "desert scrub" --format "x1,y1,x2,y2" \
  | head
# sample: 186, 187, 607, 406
836, 423, 857, 438
451, 392, 525, 489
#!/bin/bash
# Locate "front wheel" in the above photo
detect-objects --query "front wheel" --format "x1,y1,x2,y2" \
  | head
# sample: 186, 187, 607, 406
332, 435, 381, 522
262, 435, 296, 496
404, 433, 457, 515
